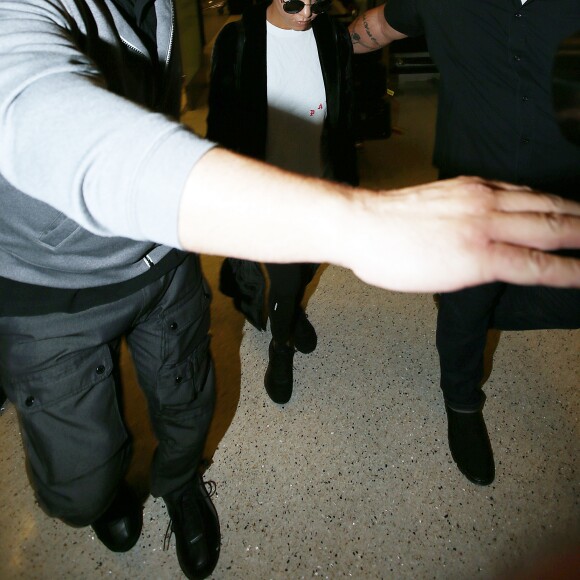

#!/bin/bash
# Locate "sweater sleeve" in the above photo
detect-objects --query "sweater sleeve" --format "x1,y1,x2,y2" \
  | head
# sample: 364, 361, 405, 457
206, 21, 242, 150
331, 20, 359, 187
0, 0, 215, 249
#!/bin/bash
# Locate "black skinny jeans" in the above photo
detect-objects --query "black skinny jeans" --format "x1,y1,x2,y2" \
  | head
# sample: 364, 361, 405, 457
265, 263, 317, 345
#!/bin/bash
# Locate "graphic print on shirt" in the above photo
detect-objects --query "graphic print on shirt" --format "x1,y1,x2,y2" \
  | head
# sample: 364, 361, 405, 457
266, 23, 327, 178
310, 103, 325, 117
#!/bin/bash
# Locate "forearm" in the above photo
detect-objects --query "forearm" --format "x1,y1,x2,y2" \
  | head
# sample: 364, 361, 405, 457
179, 150, 580, 293
349, 6, 407, 54
178, 148, 355, 266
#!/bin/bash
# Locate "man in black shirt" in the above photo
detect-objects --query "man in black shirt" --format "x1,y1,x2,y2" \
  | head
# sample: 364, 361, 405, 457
349, 0, 580, 486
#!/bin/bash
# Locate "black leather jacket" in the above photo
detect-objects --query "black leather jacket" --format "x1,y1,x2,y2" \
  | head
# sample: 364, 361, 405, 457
207, 2, 358, 186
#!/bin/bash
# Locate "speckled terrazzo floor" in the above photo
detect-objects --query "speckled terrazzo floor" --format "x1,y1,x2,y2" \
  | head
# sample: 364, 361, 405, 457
1, 31, 579, 580
1, 261, 579, 579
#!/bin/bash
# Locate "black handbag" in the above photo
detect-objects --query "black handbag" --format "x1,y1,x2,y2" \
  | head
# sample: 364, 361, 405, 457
219, 257, 267, 331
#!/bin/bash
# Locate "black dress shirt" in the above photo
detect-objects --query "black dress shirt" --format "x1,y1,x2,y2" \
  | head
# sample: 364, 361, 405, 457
385, 0, 580, 198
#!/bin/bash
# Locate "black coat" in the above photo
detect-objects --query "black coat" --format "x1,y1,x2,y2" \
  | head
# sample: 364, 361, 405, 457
207, 3, 358, 186
207, 4, 358, 329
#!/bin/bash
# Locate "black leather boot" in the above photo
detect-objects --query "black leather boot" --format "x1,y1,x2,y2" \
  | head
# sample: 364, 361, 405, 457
446, 405, 495, 485
293, 309, 317, 354
91, 482, 143, 552
164, 474, 220, 580
264, 339, 294, 404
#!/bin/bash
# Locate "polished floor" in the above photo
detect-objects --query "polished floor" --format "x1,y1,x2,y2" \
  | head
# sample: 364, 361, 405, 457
1, 13, 579, 580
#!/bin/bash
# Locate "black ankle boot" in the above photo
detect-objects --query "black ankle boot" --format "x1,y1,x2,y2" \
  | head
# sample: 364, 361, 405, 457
446, 405, 495, 485
264, 339, 294, 404
164, 474, 220, 580
91, 482, 143, 552
293, 310, 317, 354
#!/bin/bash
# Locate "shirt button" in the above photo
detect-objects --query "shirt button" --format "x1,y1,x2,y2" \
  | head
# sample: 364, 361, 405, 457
96, 365, 105, 375
515, 12, 522, 17
522, 95, 529, 102
521, 137, 530, 144
25, 396, 35, 407
513, 54, 521, 62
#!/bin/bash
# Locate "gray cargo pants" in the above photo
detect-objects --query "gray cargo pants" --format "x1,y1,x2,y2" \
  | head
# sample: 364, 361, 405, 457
0, 254, 215, 526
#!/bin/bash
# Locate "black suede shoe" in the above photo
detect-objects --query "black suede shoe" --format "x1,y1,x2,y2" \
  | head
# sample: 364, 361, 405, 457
164, 474, 220, 580
264, 340, 294, 404
293, 310, 317, 354
91, 483, 143, 552
446, 406, 495, 485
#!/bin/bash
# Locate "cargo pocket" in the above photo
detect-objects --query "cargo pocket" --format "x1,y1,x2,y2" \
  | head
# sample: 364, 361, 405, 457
14, 345, 128, 485
161, 276, 211, 365
156, 335, 211, 410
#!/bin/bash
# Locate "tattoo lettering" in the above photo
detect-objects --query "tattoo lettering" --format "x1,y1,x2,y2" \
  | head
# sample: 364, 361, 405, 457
363, 14, 380, 47
351, 15, 380, 49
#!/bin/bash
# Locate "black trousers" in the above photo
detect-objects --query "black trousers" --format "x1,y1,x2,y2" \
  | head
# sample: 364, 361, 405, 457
265, 263, 317, 345
436, 282, 580, 411
0, 254, 215, 526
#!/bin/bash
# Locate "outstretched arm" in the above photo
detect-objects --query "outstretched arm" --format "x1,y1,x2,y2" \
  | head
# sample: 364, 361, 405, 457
179, 148, 580, 293
348, 6, 407, 54
3, 1, 579, 294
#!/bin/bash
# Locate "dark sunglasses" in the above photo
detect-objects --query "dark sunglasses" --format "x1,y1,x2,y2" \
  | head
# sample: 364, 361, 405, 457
281, 0, 332, 14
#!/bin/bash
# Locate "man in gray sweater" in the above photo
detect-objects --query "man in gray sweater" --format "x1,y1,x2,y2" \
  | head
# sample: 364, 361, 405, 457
0, 1, 579, 579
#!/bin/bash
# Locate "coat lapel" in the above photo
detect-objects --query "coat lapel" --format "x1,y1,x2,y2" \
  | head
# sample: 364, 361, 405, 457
314, 15, 340, 128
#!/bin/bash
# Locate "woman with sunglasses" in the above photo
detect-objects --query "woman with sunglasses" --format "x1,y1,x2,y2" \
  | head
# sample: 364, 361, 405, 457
207, 0, 358, 404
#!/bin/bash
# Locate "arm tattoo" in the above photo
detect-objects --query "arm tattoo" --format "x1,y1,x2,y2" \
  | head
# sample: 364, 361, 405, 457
363, 14, 381, 47
350, 15, 380, 49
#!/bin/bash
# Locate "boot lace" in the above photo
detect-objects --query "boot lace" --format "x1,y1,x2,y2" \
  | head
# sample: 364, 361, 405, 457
163, 479, 217, 552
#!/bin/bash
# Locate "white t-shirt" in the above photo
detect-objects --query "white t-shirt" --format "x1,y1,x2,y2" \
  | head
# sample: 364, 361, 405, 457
265, 21, 328, 178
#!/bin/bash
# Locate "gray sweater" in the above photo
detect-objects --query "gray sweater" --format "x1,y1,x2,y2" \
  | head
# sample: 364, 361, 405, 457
0, 0, 215, 288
